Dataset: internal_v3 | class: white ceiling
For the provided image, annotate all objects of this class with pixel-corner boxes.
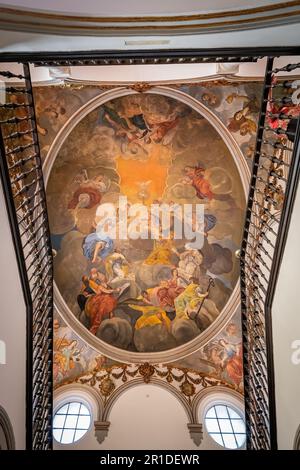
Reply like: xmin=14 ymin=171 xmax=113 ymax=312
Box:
xmin=0 ymin=0 xmax=288 ymax=16
xmin=0 ymin=1 xmax=299 ymax=52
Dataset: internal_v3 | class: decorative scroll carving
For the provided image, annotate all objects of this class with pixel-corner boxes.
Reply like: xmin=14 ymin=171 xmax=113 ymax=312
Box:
xmin=94 ymin=421 xmax=110 ymax=445
xmin=127 ymin=82 xmax=153 ymax=93
xmin=187 ymin=423 xmax=203 ymax=447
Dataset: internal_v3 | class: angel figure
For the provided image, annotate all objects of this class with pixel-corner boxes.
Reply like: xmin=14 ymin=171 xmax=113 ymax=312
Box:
xmin=136 ymin=180 xmax=152 ymax=204
xmin=129 ymin=291 xmax=171 ymax=331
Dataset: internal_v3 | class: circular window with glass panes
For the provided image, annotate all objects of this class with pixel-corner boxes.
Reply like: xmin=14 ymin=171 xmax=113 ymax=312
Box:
xmin=205 ymin=404 xmax=246 ymax=449
xmin=53 ymin=401 xmax=91 ymax=444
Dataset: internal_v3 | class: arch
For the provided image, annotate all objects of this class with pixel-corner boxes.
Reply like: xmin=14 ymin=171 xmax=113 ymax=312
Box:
xmin=0 ymin=406 xmax=15 ymax=450
xmin=102 ymin=377 xmax=193 ymax=423
xmin=44 ymin=86 xmax=249 ymax=364
xmin=191 ymin=385 xmax=244 ymax=423
xmin=100 ymin=378 xmax=204 ymax=447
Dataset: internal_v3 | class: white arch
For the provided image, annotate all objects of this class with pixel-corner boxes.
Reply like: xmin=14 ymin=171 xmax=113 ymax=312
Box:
xmin=53 ymin=383 xmax=104 ymax=421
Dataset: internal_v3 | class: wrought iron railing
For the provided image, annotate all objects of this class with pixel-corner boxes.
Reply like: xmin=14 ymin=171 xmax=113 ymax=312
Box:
xmin=240 ymin=58 xmax=300 ymax=450
xmin=0 ymin=64 xmax=53 ymax=450
xmin=0 ymin=50 xmax=299 ymax=451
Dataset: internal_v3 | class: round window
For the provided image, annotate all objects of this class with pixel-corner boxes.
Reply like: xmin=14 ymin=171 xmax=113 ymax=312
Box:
xmin=53 ymin=401 xmax=91 ymax=444
xmin=205 ymin=404 xmax=246 ymax=449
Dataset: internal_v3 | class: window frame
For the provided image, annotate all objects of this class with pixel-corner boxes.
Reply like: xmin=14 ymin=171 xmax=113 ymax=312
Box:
xmin=53 ymin=397 xmax=93 ymax=445
xmin=204 ymin=402 xmax=246 ymax=450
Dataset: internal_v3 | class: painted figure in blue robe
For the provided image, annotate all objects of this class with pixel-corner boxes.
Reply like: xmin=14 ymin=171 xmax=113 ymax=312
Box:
xmin=82 ymin=228 xmax=114 ymax=263
xmin=204 ymin=214 xmax=217 ymax=235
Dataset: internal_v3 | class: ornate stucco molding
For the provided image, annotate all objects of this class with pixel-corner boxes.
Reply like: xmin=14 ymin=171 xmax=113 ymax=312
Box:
xmin=187 ymin=423 xmax=203 ymax=446
xmin=71 ymin=364 xmax=239 ymax=407
xmin=293 ymin=424 xmax=300 ymax=450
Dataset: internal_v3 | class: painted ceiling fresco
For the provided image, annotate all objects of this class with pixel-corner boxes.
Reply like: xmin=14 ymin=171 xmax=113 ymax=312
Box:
xmin=46 ymin=92 xmax=245 ymax=355
xmin=53 ymin=308 xmax=243 ymax=392
xmin=33 ymin=78 xmax=262 ymax=393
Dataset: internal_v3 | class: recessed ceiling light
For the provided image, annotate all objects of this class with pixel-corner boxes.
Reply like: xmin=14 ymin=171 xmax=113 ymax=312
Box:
xmin=125 ymin=40 xmax=170 ymax=46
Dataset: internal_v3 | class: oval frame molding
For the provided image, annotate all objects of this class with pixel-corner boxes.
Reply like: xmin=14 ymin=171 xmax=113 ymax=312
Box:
xmin=0 ymin=2 xmax=300 ymax=36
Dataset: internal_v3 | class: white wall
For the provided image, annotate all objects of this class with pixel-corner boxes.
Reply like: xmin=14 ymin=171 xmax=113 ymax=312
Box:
xmin=273 ymin=180 xmax=300 ymax=449
xmin=0 ymin=180 xmax=26 ymax=449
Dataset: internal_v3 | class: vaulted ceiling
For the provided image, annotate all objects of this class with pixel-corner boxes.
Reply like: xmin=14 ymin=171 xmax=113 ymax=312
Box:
xmin=0 ymin=1 xmax=300 ymax=52
xmin=0 ymin=0 xmax=300 ymax=41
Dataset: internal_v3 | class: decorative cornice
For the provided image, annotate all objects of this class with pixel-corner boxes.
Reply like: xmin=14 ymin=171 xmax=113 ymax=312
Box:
xmin=45 ymin=86 xmax=248 ymax=365
xmin=0 ymin=2 xmax=299 ymax=36
xmin=54 ymin=378 xmax=242 ymax=447
xmin=127 ymin=82 xmax=154 ymax=93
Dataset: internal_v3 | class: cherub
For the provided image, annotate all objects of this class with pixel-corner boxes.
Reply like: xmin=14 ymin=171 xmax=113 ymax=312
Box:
xmin=136 ymin=180 xmax=152 ymax=203
xmin=226 ymin=93 xmax=259 ymax=136
xmin=68 ymin=169 xmax=110 ymax=210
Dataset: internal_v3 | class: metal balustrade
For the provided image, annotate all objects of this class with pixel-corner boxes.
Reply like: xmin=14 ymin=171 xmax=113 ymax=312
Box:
xmin=0 ymin=64 xmax=53 ymax=450
xmin=240 ymin=58 xmax=300 ymax=449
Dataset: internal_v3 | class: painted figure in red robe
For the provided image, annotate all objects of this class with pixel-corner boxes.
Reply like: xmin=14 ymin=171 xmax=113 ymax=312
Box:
xmin=82 ymin=270 xmax=118 ymax=335
xmin=156 ymin=269 xmax=185 ymax=309
xmin=183 ymin=165 xmax=214 ymax=200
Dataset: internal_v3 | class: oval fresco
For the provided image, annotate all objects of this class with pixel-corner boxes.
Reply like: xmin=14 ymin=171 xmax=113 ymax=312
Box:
xmin=46 ymin=92 xmax=245 ymax=357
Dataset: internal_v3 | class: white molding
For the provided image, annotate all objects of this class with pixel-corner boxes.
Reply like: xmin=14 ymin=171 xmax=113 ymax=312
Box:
xmin=44 ymin=86 xmax=249 ymax=364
